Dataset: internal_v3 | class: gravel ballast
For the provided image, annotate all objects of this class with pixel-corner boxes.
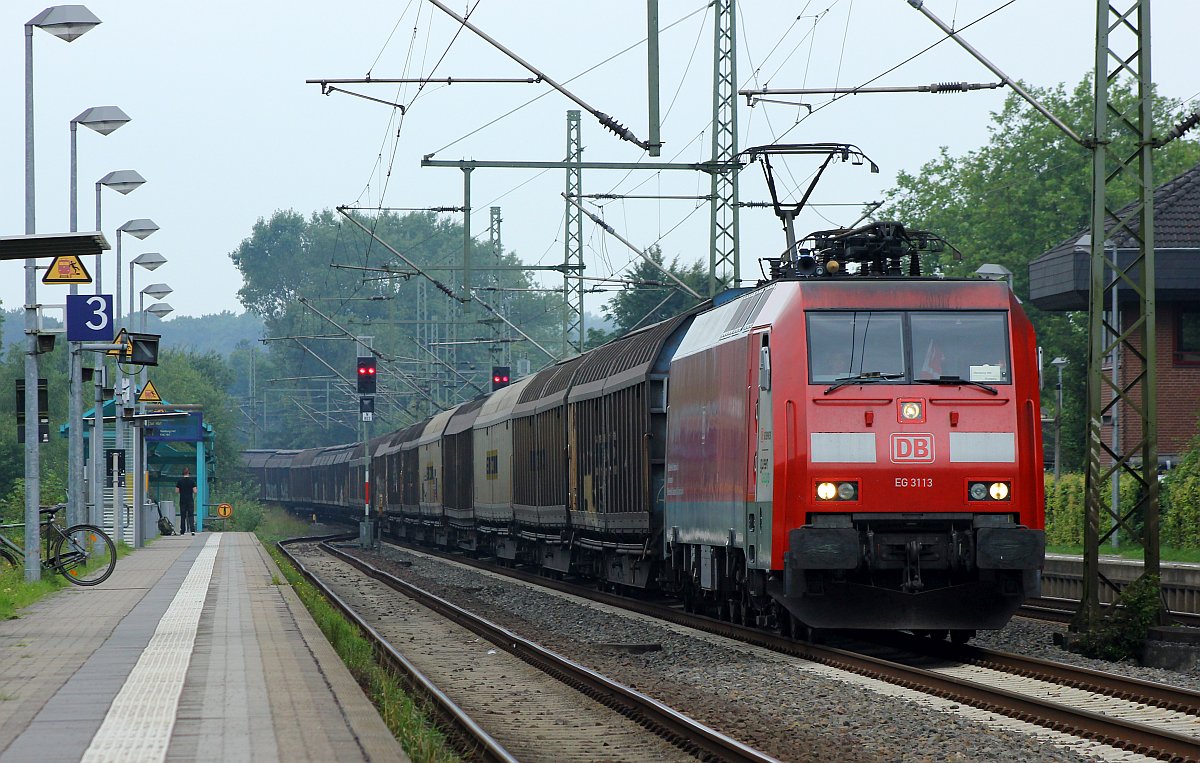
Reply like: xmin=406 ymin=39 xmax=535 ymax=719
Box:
xmin=349 ymin=542 xmax=1175 ymax=763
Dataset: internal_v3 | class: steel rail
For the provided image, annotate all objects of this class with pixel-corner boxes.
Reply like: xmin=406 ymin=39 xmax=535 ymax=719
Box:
xmin=373 ymin=538 xmax=1200 ymax=762
xmin=319 ymin=540 xmax=780 ymax=763
xmin=277 ymin=536 xmax=517 ymax=763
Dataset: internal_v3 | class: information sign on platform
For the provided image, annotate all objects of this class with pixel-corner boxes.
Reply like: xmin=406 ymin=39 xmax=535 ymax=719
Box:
xmin=66 ymin=294 xmax=114 ymax=342
xmin=217 ymin=503 xmax=233 ymax=518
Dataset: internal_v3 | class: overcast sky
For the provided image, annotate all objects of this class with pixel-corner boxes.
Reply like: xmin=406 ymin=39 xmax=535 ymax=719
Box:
xmin=2 ymin=1 xmax=1197 ymax=322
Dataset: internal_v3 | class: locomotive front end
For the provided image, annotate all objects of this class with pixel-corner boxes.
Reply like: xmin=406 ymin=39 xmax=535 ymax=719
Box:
xmin=778 ymin=278 xmax=1045 ymax=632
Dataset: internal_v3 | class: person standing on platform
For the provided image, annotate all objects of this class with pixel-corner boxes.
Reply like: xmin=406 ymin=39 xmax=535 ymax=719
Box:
xmin=176 ymin=467 xmax=198 ymax=535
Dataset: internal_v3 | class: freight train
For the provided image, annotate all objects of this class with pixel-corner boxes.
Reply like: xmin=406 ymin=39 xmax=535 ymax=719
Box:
xmin=246 ymin=222 xmax=1046 ymax=641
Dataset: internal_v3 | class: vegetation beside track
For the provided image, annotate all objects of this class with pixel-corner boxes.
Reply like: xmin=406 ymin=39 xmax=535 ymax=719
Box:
xmin=256 ymin=505 xmax=459 ymax=763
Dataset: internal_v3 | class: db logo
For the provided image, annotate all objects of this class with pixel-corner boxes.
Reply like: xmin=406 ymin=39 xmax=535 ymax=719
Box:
xmin=891 ymin=433 xmax=934 ymax=463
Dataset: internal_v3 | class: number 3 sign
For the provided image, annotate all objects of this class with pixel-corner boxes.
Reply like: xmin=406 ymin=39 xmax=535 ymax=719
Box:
xmin=66 ymin=294 xmax=114 ymax=342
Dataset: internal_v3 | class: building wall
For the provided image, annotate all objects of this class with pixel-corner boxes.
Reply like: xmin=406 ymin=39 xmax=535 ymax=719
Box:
xmin=1103 ymin=302 xmax=1200 ymax=465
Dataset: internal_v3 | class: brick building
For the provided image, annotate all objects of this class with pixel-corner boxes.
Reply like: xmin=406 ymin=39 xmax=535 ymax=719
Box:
xmin=1029 ymin=162 xmax=1200 ymax=466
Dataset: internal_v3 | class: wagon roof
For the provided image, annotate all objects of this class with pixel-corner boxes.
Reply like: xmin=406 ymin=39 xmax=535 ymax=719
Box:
xmin=512 ymin=353 xmax=586 ymax=417
xmin=444 ymin=396 xmax=486 ymax=436
xmin=567 ymin=309 xmax=700 ymax=403
xmin=473 ymin=375 xmax=534 ymax=429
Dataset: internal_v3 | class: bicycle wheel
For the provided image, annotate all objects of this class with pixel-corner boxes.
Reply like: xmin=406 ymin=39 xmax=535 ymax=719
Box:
xmin=0 ymin=548 xmax=19 ymax=571
xmin=52 ymin=524 xmax=116 ymax=586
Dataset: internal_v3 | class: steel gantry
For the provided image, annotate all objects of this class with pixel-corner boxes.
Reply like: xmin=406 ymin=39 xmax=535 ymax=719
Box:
xmin=564 ymin=110 xmax=585 ymax=356
xmin=1078 ymin=0 xmax=1161 ymax=630
xmin=907 ymin=0 xmax=1165 ymax=633
xmin=709 ymin=0 xmax=740 ymax=296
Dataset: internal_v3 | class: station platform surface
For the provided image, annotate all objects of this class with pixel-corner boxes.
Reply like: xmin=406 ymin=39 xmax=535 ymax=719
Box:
xmin=0 ymin=532 xmax=407 ymax=763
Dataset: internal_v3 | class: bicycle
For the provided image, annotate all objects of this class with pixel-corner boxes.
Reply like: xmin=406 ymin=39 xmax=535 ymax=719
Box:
xmin=0 ymin=504 xmax=117 ymax=586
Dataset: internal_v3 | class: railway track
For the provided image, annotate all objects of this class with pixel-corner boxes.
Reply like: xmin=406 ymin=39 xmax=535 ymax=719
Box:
xmin=367 ymin=537 xmax=1200 ymax=762
xmin=1021 ymin=595 xmax=1200 ymax=629
xmin=278 ymin=535 xmax=778 ymax=763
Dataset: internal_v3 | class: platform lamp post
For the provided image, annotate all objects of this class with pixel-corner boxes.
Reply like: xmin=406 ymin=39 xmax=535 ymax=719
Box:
xmin=1051 ymin=357 xmax=1069 ymax=483
xmin=94 ymin=170 xmax=145 ymax=289
xmin=24 ymin=4 xmax=102 ymax=582
xmin=67 ymin=107 xmax=129 ymax=528
xmin=127 ymin=266 xmax=166 ymax=547
xmin=112 ymin=219 xmax=158 ymax=546
xmin=89 ymin=171 xmax=145 ymax=529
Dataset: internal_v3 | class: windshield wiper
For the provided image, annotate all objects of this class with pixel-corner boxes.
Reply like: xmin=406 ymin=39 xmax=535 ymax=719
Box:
xmin=824 ymin=372 xmax=903 ymax=395
xmin=913 ymin=375 xmax=998 ymax=395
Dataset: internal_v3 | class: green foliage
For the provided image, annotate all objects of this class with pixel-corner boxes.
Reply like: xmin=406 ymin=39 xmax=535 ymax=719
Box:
xmin=1044 ymin=466 xmax=1200 ymax=552
xmin=149 ymin=311 xmax=264 ymax=358
xmin=230 ymin=501 xmax=263 ymax=532
xmin=603 ymin=246 xmax=707 ymax=335
xmin=230 ymin=209 xmax=563 ymax=448
xmin=1073 ymin=574 xmax=1163 ymax=661
xmin=1161 ymin=432 xmax=1200 ymax=549
xmin=880 ymin=75 xmax=1200 ymax=472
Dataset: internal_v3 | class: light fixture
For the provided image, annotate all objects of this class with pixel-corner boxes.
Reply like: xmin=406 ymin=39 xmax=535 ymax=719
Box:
xmin=132 ymin=252 xmax=167 ymax=271
xmin=28 ymin=5 xmax=101 ymax=42
xmin=146 ymin=302 xmax=173 ymax=318
xmin=974 ymin=263 xmax=1013 ymax=281
xmin=73 ymin=105 xmax=129 ymax=135
xmin=97 ymin=169 xmax=145 ymax=195
xmin=119 ymin=218 xmax=159 ymax=240
xmin=141 ymin=282 xmax=172 ymax=300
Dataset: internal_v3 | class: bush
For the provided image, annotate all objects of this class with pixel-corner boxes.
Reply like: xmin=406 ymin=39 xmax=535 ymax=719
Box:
xmin=231 ymin=501 xmax=264 ymax=532
xmin=1073 ymin=573 xmax=1163 ymax=661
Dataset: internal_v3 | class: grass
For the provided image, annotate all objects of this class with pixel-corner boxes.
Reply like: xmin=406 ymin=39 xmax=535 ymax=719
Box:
xmin=1046 ymin=544 xmax=1200 ymax=563
xmin=0 ymin=533 xmax=131 ymax=620
xmin=256 ymin=505 xmax=460 ymax=763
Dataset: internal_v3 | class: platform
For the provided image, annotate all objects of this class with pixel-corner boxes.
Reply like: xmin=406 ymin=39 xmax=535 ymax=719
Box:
xmin=0 ymin=533 xmax=406 ymax=763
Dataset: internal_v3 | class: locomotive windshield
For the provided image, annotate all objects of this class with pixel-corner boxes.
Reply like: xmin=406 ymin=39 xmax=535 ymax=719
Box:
xmin=807 ymin=311 xmax=1010 ymax=384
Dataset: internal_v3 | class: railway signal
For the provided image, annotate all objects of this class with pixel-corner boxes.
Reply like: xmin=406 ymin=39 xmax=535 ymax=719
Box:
xmin=491 ymin=365 xmax=510 ymax=391
xmin=356 ymin=356 xmax=377 ymax=394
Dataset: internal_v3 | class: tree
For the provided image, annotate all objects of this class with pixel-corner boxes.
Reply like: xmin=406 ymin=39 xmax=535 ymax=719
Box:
xmin=603 ymin=247 xmax=708 ymax=335
xmin=878 ymin=76 xmax=1200 ymax=470
xmin=230 ymin=209 xmax=564 ymax=447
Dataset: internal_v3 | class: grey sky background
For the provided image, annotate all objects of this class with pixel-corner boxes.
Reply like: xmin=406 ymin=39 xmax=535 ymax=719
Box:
xmin=3 ymin=1 xmax=1197 ymax=320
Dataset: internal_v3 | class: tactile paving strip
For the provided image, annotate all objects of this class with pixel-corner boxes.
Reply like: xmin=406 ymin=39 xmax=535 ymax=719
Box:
xmin=81 ymin=535 xmax=221 ymax=763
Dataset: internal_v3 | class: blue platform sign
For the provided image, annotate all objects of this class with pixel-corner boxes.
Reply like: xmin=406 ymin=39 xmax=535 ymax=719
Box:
xmin=145 ymin=412 xmax=203 ymax=443
xmin=66 ymin=294 xmax=114 ymax=342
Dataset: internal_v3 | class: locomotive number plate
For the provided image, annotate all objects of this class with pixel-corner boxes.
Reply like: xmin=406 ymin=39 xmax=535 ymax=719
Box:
xmin=894 ymin=477 xmax=934 ymax=488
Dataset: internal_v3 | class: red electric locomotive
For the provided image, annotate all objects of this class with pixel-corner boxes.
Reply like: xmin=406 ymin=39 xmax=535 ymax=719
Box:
xmin=663 ymin=222 xmax=1045 ymax=639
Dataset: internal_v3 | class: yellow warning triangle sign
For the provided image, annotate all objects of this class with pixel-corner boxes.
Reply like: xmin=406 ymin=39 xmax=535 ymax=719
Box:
xmin=107 ymin=328 xmax=131 ymax=357
xmin=137 ymin=380 xmax=162 ymax=404
xmin=42 ymin=255 xmax=92 ymax=285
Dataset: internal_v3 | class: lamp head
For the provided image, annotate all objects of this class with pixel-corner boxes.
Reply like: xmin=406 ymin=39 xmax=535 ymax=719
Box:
xmin=132 ymin=253 xmax=167 ymax=271
xmin=146 ymin=302 xmax=174 ymax=318
xmin=1050 ymin=356 xmax=1069 ymax=370
xmin=28 ymin=5 xmax=101 ymax=42
xmin=72 ymin=105 xmax=130 ymax=135
xmin=97 ymin=169 xmax=145 ymax=195
xmin=974 ymin=263 xmax=1013 ymax=281
xmin=141 ymin=282 xmax=172 ymax=300
xmin=119 ymin=218 xmax=158 ymax=240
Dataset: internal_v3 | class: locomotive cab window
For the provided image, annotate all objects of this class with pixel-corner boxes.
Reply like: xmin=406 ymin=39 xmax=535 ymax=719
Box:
xmin=910 ymin=312 xmax=1010 ymax=383
xmin=807 ymin=310 xmax=1011 ymax=384
xmin=807 ymin=311 xmax=905 ymax=383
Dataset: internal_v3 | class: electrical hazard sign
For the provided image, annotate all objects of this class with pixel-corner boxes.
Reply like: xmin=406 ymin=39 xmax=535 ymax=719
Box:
xmin=136 ymin=380 xmax=162 ymax=404
xmin=42 ymin=255 xmax=92 ymax=285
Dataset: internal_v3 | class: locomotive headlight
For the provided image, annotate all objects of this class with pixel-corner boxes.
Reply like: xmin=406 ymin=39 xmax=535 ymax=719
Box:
xmin=969 ymin=482 xmax=989 ymax=501
xmin=837 ymin=481 xmax=857 ymax=500
xmin=816 ymin=482 xmax=838 ymax=500
xmin=989 ymin=481 xmax=1010 ymax=500
xmin=901 ymin=401 xmax=923 ymax=420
